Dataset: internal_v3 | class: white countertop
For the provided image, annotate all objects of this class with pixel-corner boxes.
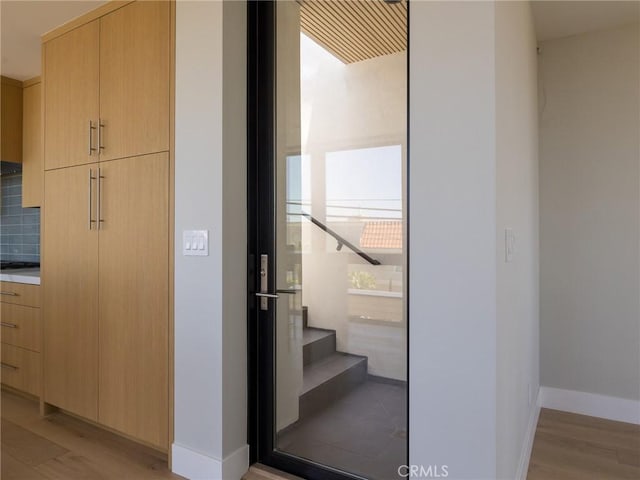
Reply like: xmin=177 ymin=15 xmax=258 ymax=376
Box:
xmin=0 ymin=268 xmax=41 ymax=285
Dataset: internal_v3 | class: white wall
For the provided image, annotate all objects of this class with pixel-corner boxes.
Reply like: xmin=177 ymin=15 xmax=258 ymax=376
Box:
xmin=409 ymin=2 xmax=497 ymax=478
xmin=539 ymin=23 xmax=640 ymax=402
xmin=173 ymin=1 xmax=248 ymax=479
xmin=495 ymin=2 xmax=540 ymax=479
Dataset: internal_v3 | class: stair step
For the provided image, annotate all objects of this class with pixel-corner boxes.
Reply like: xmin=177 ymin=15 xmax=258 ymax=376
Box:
xmin=299 ymin=352 xmax=367 ymax=419
xmin=302 ymin=328 xmax=336 ymax=365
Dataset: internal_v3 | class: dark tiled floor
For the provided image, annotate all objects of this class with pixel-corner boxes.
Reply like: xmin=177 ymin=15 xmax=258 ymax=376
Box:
xmin=277 ymin=379 xmax=407 ymax=480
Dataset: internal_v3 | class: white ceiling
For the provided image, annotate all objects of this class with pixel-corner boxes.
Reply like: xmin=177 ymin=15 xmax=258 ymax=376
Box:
xmin=1 ymin=1 xmax=107 ymax=81
xmin=532 ymin=0 xmax=640 ymax=42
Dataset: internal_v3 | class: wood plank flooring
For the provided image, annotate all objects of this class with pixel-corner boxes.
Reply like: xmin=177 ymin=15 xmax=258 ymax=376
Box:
xmin=3 ymin=391 xmax=639 ymax=480
xmin=528 ymin=408 xmax=640 ymax=480
xmin=1 ymin=390 xmax=184 ymax=480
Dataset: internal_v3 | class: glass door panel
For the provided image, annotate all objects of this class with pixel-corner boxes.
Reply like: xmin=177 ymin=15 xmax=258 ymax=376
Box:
xmin=270 ymin=2 xmax=408 ymax=479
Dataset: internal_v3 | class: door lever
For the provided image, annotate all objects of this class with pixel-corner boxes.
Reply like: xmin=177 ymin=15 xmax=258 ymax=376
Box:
xmin=255 ymin=292 xmax=279 ymax=299
xmin=258 ymin=254 xmax=299 ymax=310
xmin=255 ymin=289 xmax=298 ymax=299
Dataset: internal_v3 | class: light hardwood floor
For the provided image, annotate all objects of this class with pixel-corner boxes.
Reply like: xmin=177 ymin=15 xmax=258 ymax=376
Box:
xmin=528 ymin=408 xmax=640 ymax=480
xmin=3 ymin=393 xmax=639 ymax=480
xmin=0 ymin=390 xmax=183 ymax=480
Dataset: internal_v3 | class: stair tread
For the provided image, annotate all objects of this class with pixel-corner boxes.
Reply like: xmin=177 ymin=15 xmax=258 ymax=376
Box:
xmin=302 ymin=327 xmax=335 ymax=346
xmin=302 ymin=352 xmax=366 ymax=394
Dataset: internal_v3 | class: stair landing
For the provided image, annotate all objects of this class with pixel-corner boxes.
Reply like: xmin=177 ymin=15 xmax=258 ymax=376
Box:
xmin=299 ymin=326 xmax=367 ymax=419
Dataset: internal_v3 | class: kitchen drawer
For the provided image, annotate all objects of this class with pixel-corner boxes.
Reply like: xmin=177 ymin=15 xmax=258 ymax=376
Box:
xmin=1 ymin=303 xmax=41 ymax=351
xmin=0 ymin=282 xmax=41 ymax=307
xmin=1 ymin=344 xmax=41 ymax=397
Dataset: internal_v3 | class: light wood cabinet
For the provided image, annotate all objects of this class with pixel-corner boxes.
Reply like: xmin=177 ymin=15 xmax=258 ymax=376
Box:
xmin=41 ymin=0 xmax=171 ymax=451
xmin=22 ymin=79 xmax=43 ymax=207
xmin=43 ymin=154 xmax=169 ymax=448
xmin=1 ymin=303 xmax=41 ymax=352
xmin=1 ymin=76 xmax=23 ymax=163
xmin=43 ymin=164 xmax=99 ymax=421
xmin=98 ymin=153 xmax=169 ymax=448
xmin=1 ymin=282 xmax=42 ymax=398
xmin=0 ymin=282 xmax=41 ymax=307
xmin=43 ymin=1 xmax=169 ymax=169
xmin=1 ymin=345 xmax=41 ymax=397
xmin=99 ymin=1 xmax=170 ymax=161
xmin=43 ymin=21 xmax=100 ymax=170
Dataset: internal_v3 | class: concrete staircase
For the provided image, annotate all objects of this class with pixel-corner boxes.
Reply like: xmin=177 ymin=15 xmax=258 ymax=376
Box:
xmin=299 ymin=309 xmax=367 ymax=419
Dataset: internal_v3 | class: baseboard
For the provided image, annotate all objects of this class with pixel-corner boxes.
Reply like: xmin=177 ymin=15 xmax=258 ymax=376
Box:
xmin=172 ymin=443 xmax=250 ymax=480
xmin=539 ymin=386 xmax=640 ymax=425
xmin=515 ymin=389 xmax=541 ymax=480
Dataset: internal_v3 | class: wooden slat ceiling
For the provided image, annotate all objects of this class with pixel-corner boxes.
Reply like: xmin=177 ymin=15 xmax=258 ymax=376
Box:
xmin=298 ymin=0 xmax=408 ymax=64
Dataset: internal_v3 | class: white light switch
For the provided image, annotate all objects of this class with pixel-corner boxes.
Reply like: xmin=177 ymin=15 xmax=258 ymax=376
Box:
xmin=183 ymin=230 xmax=209 ymax=256
xmin=505 ymin=228 xmax=515 ymax=263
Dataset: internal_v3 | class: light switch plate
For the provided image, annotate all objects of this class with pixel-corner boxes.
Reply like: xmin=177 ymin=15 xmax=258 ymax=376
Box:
xmin=183 ymin=230 xmax=209 ymax=256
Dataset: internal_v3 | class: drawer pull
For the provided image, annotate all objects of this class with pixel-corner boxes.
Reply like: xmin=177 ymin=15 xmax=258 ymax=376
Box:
xmin=0 ymin=322 xmax=17 ymax=328
xmin=0 ymin=291 xmax=19 ymax=296
xmin=1 ymin=362 xmax=19 ymax=371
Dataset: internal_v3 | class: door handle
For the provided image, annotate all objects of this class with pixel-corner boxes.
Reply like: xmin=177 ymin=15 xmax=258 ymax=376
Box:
xmin=88 ymin=169 xmax=96 ymax=230
xmin=88 ymin=121 xmax=97 ymax=156
xmin=255 ymin=292 xmax=279 ymax=299
xmin=98 ymin=119 xmax=105 ymax=152
xmin=97 ymin=168 xmax=104 ymax=228
xmin=255 ymin=289 xmax=297 ymax=299
xmin=257 ymin=254 xmax=299 ymax=310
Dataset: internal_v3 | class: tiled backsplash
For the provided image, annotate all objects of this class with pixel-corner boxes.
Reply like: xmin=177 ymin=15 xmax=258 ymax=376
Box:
xmin=0 ymin=174 xmax=40 ymax=263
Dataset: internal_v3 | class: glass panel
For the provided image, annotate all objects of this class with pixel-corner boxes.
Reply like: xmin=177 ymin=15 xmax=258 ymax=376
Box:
xmin=274 ymin=2 xmax=407 ymax=479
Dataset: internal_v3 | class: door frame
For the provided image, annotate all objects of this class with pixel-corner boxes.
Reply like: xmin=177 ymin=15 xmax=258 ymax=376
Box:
xmin=247 ymin=2 xmax=410 ymax=479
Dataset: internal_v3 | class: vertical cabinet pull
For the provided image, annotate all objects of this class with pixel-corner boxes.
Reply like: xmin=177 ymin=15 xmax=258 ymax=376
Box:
xmin=99 ymin=120 xmax=105 ymax=152
xmin=88 ymin=121 xmax=97 ymax=156
xmin=88 ymin=169 xmax=97 ymax=230
xmin=98 ymin=168 xmax=104 ymax=228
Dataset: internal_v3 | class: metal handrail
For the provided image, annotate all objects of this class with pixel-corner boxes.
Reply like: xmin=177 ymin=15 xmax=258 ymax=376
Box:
xmin=299 ymin=211 xmax=381 ymax=266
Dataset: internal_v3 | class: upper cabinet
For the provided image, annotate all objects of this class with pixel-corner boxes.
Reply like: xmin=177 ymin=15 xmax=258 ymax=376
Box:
xmin=99 ymin=1 xmax=170 ymax=161
xmin=22 ymin=79 xmax=43 ymax=207
xmin=43 ymin=1 xmax=170 ymax=170
xmin=44 ymin=21 xmax=100 ymax=170
xmin=1 ymin=76 xmax=23 ymax=163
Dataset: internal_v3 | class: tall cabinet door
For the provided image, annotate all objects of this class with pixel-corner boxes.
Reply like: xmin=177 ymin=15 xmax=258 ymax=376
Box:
xmin=99 ymin=1 xmax=170 ymax=161
xmin=44 ymin=21 xmax=100 ymax=170
xmin=43 ymin=164 xmax=99 ymax=420
xmin=98 ymin=153 xmax=169 ymax=449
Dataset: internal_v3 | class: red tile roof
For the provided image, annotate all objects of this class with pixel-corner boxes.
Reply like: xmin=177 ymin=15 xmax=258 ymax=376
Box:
xmin=360 ymin=221 xmax=403 ymax=249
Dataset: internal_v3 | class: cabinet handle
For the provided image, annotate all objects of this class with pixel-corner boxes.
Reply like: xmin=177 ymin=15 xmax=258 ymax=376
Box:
xmin=88 ymin=121 xmax=97 ymax=156
xmin=88 ymin=169 xmax=97 ymax=230
xmin=98 ymin=120 xmax=105 ymax=152
xmin=97 ymin=168 xmax=104 ymax=228
xmin=1 ymin=362 xmax=19 ymax=371
xmin=0 ymin=291 xmax=19 ymax=297
xmin=1 ymin=322 xmax=18 ymax=329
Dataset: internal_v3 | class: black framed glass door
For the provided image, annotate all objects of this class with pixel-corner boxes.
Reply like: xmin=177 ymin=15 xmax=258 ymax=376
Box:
xmin=248 ymin=2 xmax=408 ymax=479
